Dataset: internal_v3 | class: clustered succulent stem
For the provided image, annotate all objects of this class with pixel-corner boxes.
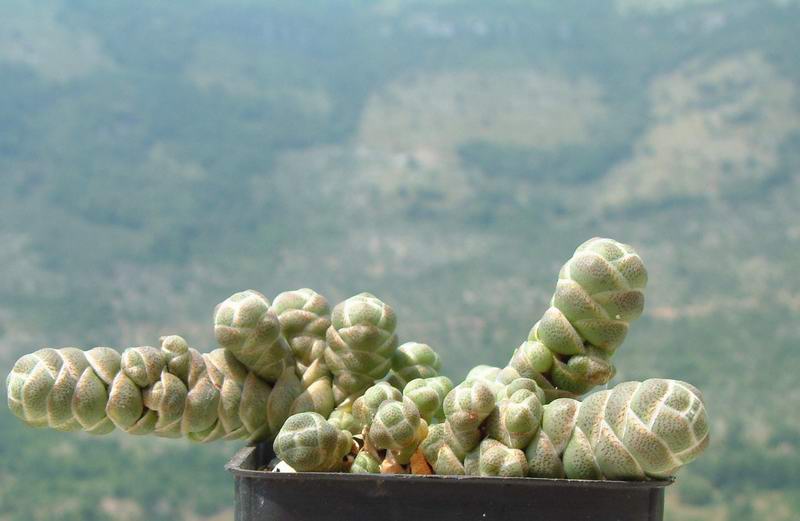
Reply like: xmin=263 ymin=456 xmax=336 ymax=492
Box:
xmin=6 ymin=237 xmax=710 ymax=482
xmin=509 ymin=238 xmax=648 ymax=399
xmin=6 ymin=336 xmax=278 ymax=441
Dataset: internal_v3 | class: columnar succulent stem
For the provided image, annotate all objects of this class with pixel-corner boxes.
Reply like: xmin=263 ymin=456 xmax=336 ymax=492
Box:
xmin=402 ymin=376 xmax=453 ymax=423
xmin=465 ymin=438 xmax=528 ymax=477
xmin=324 ymin=293 xmax=398 ymax=403
xmin=6 ymin=336 xmax=278 ymax=441
xmin=509 ymin=238 xmax=647 ymax=398
xmin=526 ymin=379 xmax=709 ymax=480
xmin=386 ymin=342 xmax=442 ymax=390
xmin=214 ymin=290 xmax=293 ymax=382
xmin=418 ymin=372 xmax=708 ymax=480
xmin=368 ymin=397 xmax=428 ymax=464
xmin=350 ymin=450 xmax=381 ymax=474
xmin=4 ymin=237 xmax=712 ymax=483
xmin=272 ymin=288 xmax=331 ymax=376
xmin=351 ymin=382 xmax=402 ymax=432
xmin=273 ymin=412 xmax=353 ymax=472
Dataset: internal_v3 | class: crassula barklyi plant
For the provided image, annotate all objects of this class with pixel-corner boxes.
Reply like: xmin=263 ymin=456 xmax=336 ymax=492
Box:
xmin=213 ymin=290 xmax=293 ymax=382
xmin=402 ymin=376 xmax=453 ymax=423
xmin=351 ymin=381 xmax=402 ymax=432
xmin=525 ymin=378 xmax=709 ymax=480
xmin=6 ymin=237 xmax=710 ymax=483
xmin=368 ymin=397 xmax=428 ymax=464
xmin=386 ymin=342 xmax=442 ymax=390
xmin=324 ymin=292 xmax=398 ymax=404
xmin=271 ymin=288 xmax=331 ymax=378
xmin=6 ymin=335 xmax=283 ymax=441
xmin=509 ymin=237 xmax=647 ymax=399
xmin=273 ymin=412 xmax=353 ymax=472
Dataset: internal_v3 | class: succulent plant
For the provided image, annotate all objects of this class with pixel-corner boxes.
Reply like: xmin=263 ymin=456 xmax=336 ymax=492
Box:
xmin=485 ymin=386 xmax=544 ymax=449
xmin=525 ymin=379 xmax=709 ymax=480
xmin=418 ymin=376 xmax=709 ymax=481
xmin=4 ymin=237 xmax=711 ymax=484
xmin=273 ymin=412 xmax=353 ymax=472
xmin=464 ymin=365 xmax=545 ymax=401
xmin=402 ymin=376 xmax=453 ymax=423
xmin=387 ymin=342 xmax=442 ymax=390
xmin=6 ymin=336 xmax=276 ymax=441
xmin=324 ymin=293 xmax=398 ymax=403
xmin=443 ymin=379 xmax=496 ymax=450
xmin=509 ymin=238 xmax=647 ymax=398
xmin=327 ymin=396 xmax=359 ymax=434
xmin=503 ymin=377 xmax=547 ymax=403
xmin=465 ymin=438 xmax=529 ymax=477
xmin=265 ymin=369 xmax=309 ymax=436
xmin=368 ymin=397 xmax=428 ymax=464
xmin=350 ymin=450 xmax=381 ymax=474
xmin=416 ymin=378 xmax=497 ymax=474
xmin=419 ymin=422 xmax=472 ymax=475
xmin=272 ymin=288 xmax=331 ymax=375
xmin=213 ymin=290 xmax=293 ymax=382
xmin=351 ymin=381 xmax=402 ymax=431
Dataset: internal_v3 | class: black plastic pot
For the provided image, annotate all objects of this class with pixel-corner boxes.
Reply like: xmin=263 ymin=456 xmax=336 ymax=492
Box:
xmin=226 ymin=444 xmax=672 ymax=521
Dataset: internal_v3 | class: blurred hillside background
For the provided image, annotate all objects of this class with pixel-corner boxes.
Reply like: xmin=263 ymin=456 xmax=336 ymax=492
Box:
xmin=1 ymin=0 xmax=799 ymax=520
